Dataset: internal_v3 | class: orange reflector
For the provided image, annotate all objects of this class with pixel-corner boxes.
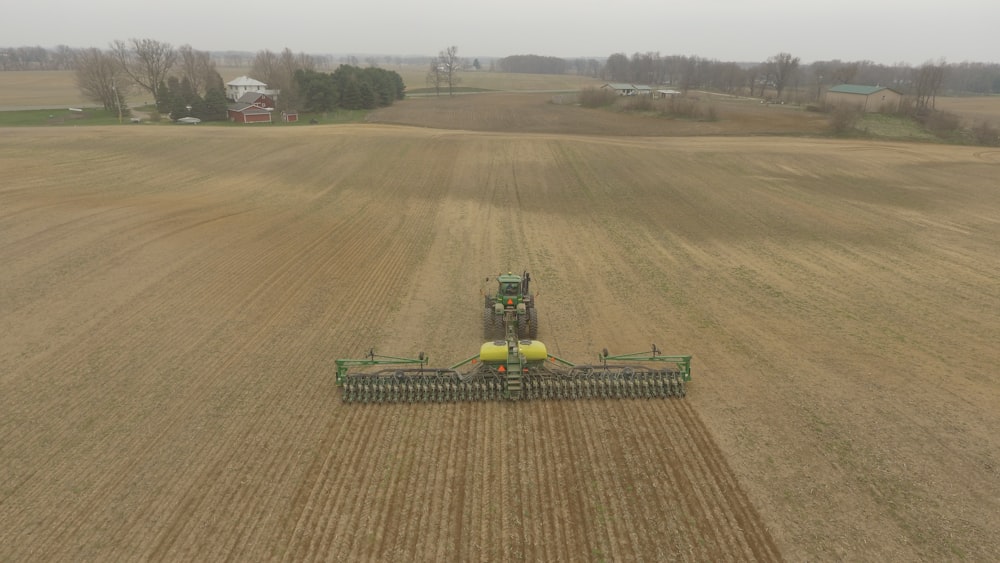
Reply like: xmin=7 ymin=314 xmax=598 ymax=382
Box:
xmin=498 ymin=365 xmax=506 ymax=373
xmin=507 ymin=298 xmax=513 ymax=305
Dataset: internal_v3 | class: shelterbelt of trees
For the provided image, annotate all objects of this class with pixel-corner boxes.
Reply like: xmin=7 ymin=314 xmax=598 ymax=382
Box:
xmin=294 ymin=66 xmax=405 ymax=112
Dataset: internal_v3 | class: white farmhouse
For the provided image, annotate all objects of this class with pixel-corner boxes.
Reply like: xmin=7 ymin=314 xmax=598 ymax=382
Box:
xmin=226 ymin=76 xmax=269 ymax=102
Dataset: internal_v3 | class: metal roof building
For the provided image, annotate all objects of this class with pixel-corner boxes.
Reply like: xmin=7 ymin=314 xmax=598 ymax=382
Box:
xmin=826 ymin=84 xmax=903 ymax=113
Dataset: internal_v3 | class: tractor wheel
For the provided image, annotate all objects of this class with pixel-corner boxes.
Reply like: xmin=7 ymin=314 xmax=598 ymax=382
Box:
xmin=483 ymin=308 xmax=493 ymax=339
xmin=528 ymin=307 xmax=538 ymax=339
xmin=491 ymin=312 xmax=504 ymax=339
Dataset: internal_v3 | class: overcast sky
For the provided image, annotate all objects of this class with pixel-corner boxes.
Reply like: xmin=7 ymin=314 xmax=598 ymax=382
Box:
xmin=3 ymin=0 xmax=997 ymax=64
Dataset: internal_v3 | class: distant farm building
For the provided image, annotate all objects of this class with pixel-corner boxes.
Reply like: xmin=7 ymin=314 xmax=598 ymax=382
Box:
xmin=281 ymin=111 xmax=298 ymax=123
xmin=825 ymin=84 xmax=903 ymax=113
xmin=226 ymin=76 xmax=267 ymax=101
xmin=656 ymin=89 xmax=681 ymax=99
xmin=228 ymin=92 xmax=275 ymax=124
xmin=602 ymin=83 xmax=654 ymax=96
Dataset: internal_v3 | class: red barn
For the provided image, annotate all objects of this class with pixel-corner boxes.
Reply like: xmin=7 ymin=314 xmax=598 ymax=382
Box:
xmin=228 ymin=92 xmax=275 ymax=124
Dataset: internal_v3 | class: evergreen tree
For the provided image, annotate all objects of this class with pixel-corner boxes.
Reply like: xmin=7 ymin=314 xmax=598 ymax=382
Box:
xmin=341 ymin=80 xmax=361 ymax=109
xmin=155 ymin=81 xmax=171 ymax=114
xmin=201 ymin=88 xmax=228 ymax=121
xmin=179 ymin=76 xmax=196 ymax=105
xmin=292 ymin=64 xmax=406 ymax=112
xmin=391 ymin=72 xmax=405 ymax=100
xmin=204 ymin=71 xmax=225 ymax=98
xmin=168 ymin=96 xmax=189 ymax=120
xmin=295 ymin=69 xmax=338 ymax=112
xmin=359 ymin=82 xmax=376 ymax=109
xmin=190 ymin=95 xmax=208 ymax=120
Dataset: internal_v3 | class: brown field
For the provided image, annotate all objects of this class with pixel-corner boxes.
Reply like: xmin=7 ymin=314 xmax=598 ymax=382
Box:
xmin=2 ymin=93 xmax=1000 ymax=562
xmin=0 ymin=71 xmax=90 ymax=108
xmin=935 ymin=96 xmax=1000 ymax=126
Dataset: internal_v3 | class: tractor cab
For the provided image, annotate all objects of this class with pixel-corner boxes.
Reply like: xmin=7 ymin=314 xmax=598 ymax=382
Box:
xmin=501 ymin=280 xmax=520 ymax=296
xmin=496 ymin=273 xmax=524 ymax=305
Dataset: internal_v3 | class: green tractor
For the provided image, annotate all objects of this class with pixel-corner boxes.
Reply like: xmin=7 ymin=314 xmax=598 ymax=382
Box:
xmin=484 ymin=271 xmax=537 ymax=340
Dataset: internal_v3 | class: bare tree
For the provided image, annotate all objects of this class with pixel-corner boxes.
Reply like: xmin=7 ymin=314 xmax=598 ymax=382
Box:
xmin=251 ymin=49 xmax=280 ymax=85
xmin=275 ymin=49 xmax=314 ymax=110
xmin=678 ymin=56 xmax=702 ymax=94
xmin=716 ymin=62 xmax=744 ymax=94
xmin=914 ymin=60 xmax=946 ymax=112
xmin=53 ymin=45 xmax=76 ymax=70
xmin=831 ymin=62 xmax=859 ymax=85
xmin=745 ymin=64 xmax=766 ymax=97
xmin=630 ymin=52 xmax=656 ymax=84
xmin=438 ymin=46 xmax=462 ymax=95
xmin=604 ymin=52 xmax=630 ymax=82
xmin=251 ymin=48 xmax=314 ymax=109
xmin=111 ymin=38 xmax=176 ymax=105
xmin=426 ymin=59 xmax=445 ymax=95
xmin=767 ymin=52 xmax=800 ymax=100
xmin=75 ymin=48 xmax=130 ymax=112
xmin=177 ymin=45 xmax=218 ymax=96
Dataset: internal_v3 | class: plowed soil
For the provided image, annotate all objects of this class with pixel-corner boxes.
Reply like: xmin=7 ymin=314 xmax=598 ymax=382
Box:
xmin=2 ymin=116 xmax=999 ymax=561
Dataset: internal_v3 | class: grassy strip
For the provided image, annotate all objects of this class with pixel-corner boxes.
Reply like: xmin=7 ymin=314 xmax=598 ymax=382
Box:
xmin=855 ymin=113 xmax=937 ymax=141
xmin=405 ymin=87 xmax=493 ymax=95
xmin=0 ymin=108 xmax=124 ymax=126
xmin=0 ymin=107 xmax=371 ymax=127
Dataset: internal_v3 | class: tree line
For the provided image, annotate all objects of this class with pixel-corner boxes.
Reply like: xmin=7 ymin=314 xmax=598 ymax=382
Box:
xmin=9 ymin=42 xmax=1000 ymax=104
xmin=295 ymin=66 xmax=405 ymax=112
xmin=486 ymin=50 xmax=998 ymax=98
xmin=496 ymin=54 xmax=568 ymax=75
xmin=587 ymin=52 xmax=1000 ymax=99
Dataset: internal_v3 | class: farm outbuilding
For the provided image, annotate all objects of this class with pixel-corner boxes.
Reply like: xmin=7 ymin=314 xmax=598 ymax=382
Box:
xmin=281 ymin=111 xmax=298 ymax=123
xmin=227 ymin=92 xmax=275 ymax=124
xmin=601 ymin=83 xmax=653 ymax=96
xmin=656 ymin=89 xmax=681 ymax=99
xmin=825 ymin=84 xmax=903 ymax=113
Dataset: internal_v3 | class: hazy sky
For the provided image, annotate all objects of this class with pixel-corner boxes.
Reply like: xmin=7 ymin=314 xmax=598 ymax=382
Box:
xmin=4 ymin=0 xmax=997 ymax=64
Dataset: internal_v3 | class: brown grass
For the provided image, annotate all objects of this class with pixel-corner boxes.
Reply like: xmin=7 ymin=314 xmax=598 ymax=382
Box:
xmin=2 ymin=91 xmax=1000 ymax=561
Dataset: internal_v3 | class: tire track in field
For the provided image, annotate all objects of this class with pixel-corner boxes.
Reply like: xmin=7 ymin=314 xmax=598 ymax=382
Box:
xmin=524 ymin=405 xmax=557 ymax=561
xmin=428 ymin=404 xmax=463 ymax=560
xmin=403 ymin=407 xmax=452 ymax=558
xmin=322 ymin=404 xmax=397 ymax=559
xmin=972 ymin=150 xmax=1000 ymax=162
xmin=669 ymin=401 xmax=747 ymax=559
xmin=325 ymin=405 xmax=395 ymax=558
xmin=285 ymin=405 xmax=386 ymax=561
xmin=625 ymin=403 xmax=704 ymax=560
xmin=436 ymin=404 xmax=467 ymax=559
xmin=679 ymin=400 xmax=783 ymax=561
